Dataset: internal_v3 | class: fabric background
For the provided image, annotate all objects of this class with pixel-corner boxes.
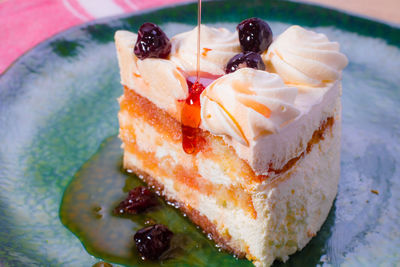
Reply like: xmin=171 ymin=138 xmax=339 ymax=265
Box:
xmin=0 ymin=0 xmax=189 ymax=73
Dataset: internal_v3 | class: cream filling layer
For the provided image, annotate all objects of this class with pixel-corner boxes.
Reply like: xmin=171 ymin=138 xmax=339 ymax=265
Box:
xmin=119 ymin=110 xmax=235 ymax=186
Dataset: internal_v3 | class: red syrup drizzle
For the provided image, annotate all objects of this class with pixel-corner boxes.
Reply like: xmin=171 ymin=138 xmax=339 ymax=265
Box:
xmin=181 ymin=0 xmax=223 ymax=154
xmin=181 ymin=74 xmax=221 ymax=154
xmin=181 ymin=80 xmax=206 ymax=154
xmin=181 ymin=0 xmax=204 ymax=154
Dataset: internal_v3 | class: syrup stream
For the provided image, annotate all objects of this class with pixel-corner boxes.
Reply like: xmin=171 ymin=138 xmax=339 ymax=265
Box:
xmin=182 ymin=0 xmax=216 ymax=154
xmin=196 ymin=0 xmax=201 ymax=80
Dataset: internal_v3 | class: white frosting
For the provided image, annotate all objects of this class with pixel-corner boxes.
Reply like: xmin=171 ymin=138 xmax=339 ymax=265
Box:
xmin=264 ymin=25 xmax=348 ymax=87
xmin=227 ymin=81 xmax=341 ymax=175
xmin=115 ymin=30 xmax=188 ymax=121
xmin=170 ymin=24 xmax=241 ymax=75
xmin=200 ymin=68 xmax=300 ymax=146
xmin=115 ymin=25 xmax=348 ymax=174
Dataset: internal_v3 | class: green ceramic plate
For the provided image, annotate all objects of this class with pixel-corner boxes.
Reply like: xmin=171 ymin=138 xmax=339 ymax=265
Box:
xmin=1 ymin=0 xmax=399 ymax=266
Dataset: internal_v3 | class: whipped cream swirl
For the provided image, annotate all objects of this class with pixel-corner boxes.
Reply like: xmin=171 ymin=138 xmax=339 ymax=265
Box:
xmin=170 ymin=25 xmax=241 ymax=75
xmin=264 ymin=26 xmax=348 ymax=87
xmin=200 ymin=68 xmax=300 ymax=146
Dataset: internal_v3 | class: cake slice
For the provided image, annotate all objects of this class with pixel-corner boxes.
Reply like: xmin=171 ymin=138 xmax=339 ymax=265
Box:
xmin=115 ymin=21 xmax=347 ymax=267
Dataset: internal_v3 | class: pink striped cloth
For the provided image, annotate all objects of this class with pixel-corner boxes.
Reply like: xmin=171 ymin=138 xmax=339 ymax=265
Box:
xmin=0 ymin=0 xmax=190 ymax=74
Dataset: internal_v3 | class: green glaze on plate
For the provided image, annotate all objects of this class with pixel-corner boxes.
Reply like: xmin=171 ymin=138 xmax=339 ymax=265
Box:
xmin=0 ymin=0 xmax=399 ymax=266
xmin=59 ymin=136 xmax=250 ymax=267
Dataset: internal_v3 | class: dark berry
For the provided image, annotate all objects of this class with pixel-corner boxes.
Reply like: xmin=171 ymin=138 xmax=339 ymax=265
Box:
xmin=134 ymin=23 xmax=171 ymax=59
xmin=134 ymin=224 xmax=173 ymax=260
xmin=114 ymin=186 xmax=158 ymax=215
xmin=225 ymin=52 xmax=265 ymax=73
xmin=237 ymin=18 xmax=273 ymax=53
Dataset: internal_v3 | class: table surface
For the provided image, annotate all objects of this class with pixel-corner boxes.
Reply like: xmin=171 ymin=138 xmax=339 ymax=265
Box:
xmin=1 ymin=0 xmax=399 ymax=74
xmin=300 ymin=0 xmax=400 ymax=25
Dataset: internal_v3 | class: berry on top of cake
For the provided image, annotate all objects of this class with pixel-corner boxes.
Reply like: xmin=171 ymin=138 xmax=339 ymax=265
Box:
xmin=114 ymin=18 xmax=347 ymax=266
